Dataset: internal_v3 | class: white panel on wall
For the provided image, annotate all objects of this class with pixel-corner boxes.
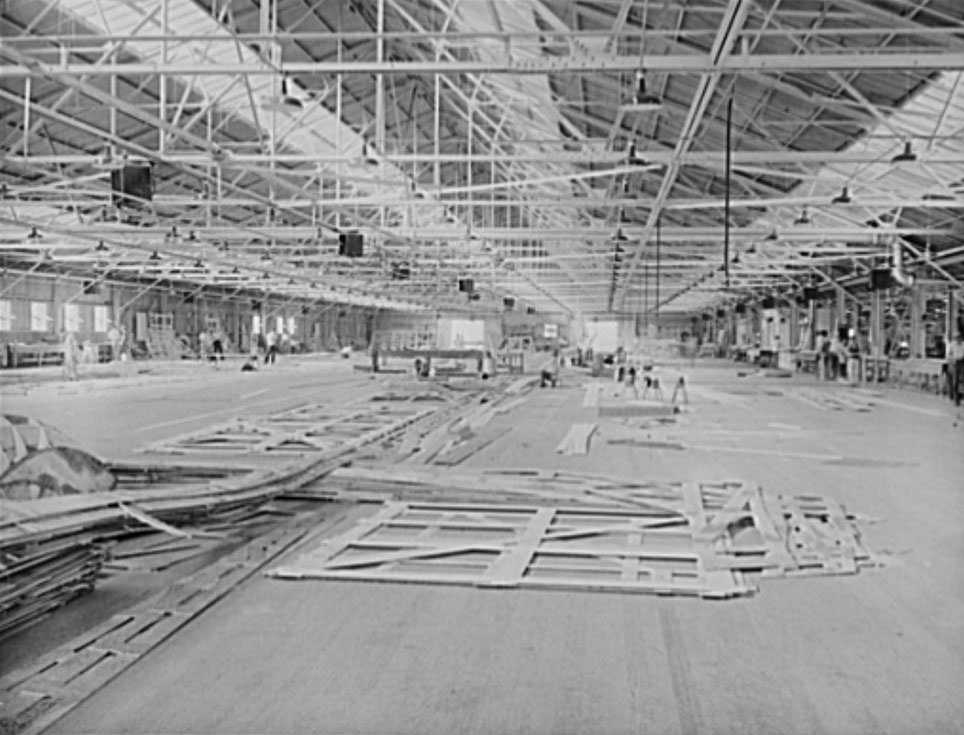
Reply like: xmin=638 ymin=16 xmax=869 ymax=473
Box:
xmin=94 ymin=305 xmax=109 ymax=332
xmin=287 ymin=315 xmax=297 ymax=335
xmin=0 ymin=300 xmax=12 ymax=330
xmin=30 ymin=302 xmax=49 ymax=331
xmin=442 ymin=319 xmax=485 ymax=349
xmin=252 ymin=314 xmax=262 ymax=335
xmin=585 ymin=320 xmax=619 ymax=352
xmin=135 ymin=312 xmax=148 ymax=340
xmin=275 ymin=315 xmax=284 ymax=334
xmin=64 ymin=303 xmax=81 ymax=331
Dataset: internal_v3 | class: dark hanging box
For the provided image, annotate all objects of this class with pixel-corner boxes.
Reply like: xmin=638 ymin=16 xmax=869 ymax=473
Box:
xmin=338 ymin=232 xmax=364 ymax=257
xmin=110 ymin=165 xmax=153 ymax=208
xmin=870 ymin=268 xmax=894 ymax=290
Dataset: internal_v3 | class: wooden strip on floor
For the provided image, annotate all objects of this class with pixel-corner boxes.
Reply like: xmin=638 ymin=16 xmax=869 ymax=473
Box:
xmin=555 ymin=423 xmax=597 ymax=455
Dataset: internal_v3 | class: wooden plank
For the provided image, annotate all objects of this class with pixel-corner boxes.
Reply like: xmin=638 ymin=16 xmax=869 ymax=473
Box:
xmin=597 ymin=402 xmax=677 ymax=418
xmin=693 ymin=485 xmax=756 ymax=542
xmin=680 ymin=484 xmax=707 ymax=531
xmin=478 ymin=508 xmax=555 ymax=587
xmin=434 ymin=427 xmax=512 ymax=466
xmin=555 ymin=423 xmax=597 ymax=456
xmin=118 ymin=503 xmax=192 ymax=538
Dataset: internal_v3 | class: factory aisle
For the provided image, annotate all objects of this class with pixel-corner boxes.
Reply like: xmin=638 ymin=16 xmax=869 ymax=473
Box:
xmin=38 ymin=365 xmax=964 ymax=735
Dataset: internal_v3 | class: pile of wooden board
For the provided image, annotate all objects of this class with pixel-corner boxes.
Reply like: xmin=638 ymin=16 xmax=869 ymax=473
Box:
xmin=1 ymin=535 xmax=107 ymax=640
xmin=0 ymin=389 xmax=473 ymax=638
xmin=0 ymin=441 xmax=362 ymax=639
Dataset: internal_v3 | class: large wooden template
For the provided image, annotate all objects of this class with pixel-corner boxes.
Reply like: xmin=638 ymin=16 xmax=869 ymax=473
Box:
xmin=141 ymin=399 xmax=431 ymax=456
xmin=272 ymin=500 xmax=752 ymax=598
xmin=273 ymin=478 xmax=873 ymax=598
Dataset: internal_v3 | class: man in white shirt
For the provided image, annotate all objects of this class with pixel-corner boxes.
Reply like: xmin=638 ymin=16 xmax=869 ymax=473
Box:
xmin=264 ymin=330 xmax=278 ymax=364
xmin=948 ymin=333 xmax=964 ymax=424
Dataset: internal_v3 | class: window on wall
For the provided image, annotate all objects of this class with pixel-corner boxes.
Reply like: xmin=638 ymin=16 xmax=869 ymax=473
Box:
xmin=148 ymin=312 xmax=173 ymax=331
xmin=276 ymin=315 xmax=284 ymax=334
xmin=93 ymin=305 xmax=109 ymax=332
xmin=287 ymin=316 xmax=297 ymax=335
xmin=251 ymin=314 xmax=262 ymax=335
xmin=30 ymin=302 xmax=49 ymax=331
xmin=0 ymin=300 xmax=12 ymax=330
xmin=64 ymin=303 xmax=81 ymax=331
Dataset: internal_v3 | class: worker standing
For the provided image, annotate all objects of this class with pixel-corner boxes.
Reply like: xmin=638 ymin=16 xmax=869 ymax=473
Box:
xmin=264 ymin=329 xmax=278 ymax=365
xmin=198 ymin=329 xmax=210 ymax=362
xmin=846 ymin=331 xmax=861 ymax=386
xmin=626 ymin=363 xmax=639 ymax=400
xmin=211 ymin=328 xmax=225 ymax=361
xmin=61 ymin=329 xmax=79 ymax=381
xmin=107 ymin=322 xmax=124 ymax=362
xmin=949 ymin=332 xmax=964 ymax=426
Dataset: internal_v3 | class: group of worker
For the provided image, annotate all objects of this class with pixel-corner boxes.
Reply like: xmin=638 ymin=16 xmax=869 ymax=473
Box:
xmin=612 ymin=360 xmax=688 ymax=404
xmin=816 ymin=329 xmax=862 ymax=384
xmin=58 ymin=322 xmax=128 ymax=381
xmin=198 ymin=328 xmax=226 ymax=363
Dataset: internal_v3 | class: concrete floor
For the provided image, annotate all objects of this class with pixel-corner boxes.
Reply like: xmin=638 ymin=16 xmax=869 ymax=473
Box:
xmin=6 ymin=362 xmax=964 ymax=734
xmin=1 ymin=354 xmax=378 ymax=464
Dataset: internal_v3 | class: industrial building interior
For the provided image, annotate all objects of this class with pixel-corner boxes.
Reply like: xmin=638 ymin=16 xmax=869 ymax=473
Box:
xmin=1 ymin=0 xmax=963 ymax=733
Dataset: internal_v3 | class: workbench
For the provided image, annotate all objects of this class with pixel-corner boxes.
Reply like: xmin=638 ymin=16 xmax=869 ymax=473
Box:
xmin=5 ymin=342 xmax=64 ymax=368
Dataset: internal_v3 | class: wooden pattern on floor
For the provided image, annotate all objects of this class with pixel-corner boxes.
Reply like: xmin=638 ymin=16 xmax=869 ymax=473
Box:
xmin=271 ymin=483 xmax=873 ymax=597
xmin=139 ymin=400 xmax=431 ymax=456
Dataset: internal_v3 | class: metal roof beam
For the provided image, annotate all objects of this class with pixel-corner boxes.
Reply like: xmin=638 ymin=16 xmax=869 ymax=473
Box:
xmin=6 ymin=51 xmax=964 ymax=77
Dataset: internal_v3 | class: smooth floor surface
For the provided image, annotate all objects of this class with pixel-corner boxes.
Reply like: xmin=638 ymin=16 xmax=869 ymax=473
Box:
xmin=8 ymin=363 xmax=963 ymax=734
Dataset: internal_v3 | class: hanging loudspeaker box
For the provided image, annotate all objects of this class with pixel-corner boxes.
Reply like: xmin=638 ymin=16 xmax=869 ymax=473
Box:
xmin=110 ymin=165 xmax=153 ymax=208
xmin=339 ymin=232 xmax=364 ymax=257
xmin=870 ymin=268 xmax=893 ymax=290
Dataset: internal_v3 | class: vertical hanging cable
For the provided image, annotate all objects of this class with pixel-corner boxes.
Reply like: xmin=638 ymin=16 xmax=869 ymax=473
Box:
xmin=724 ymin=97 xmax=732 ymax=289
xmin=655 ymin=214 xmax=661 ymax=323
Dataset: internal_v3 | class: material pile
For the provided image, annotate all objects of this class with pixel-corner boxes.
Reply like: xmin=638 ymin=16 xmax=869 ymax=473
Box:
xmin=1 ymin=535 xmax=107 ymax=640
xmin=0 ymin=450 xmax=350 ymax=640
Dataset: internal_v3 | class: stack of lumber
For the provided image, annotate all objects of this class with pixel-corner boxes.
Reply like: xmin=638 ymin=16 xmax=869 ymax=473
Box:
xmin=145 ymin=329 xmax=192 ymax=360
xmin=0 ymin=448 xmax=352 ymax=639
xmin=1 ymin=535 xmax=107 ymax=640
xmin=400 ymin=379 xmax=535 ymax=466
